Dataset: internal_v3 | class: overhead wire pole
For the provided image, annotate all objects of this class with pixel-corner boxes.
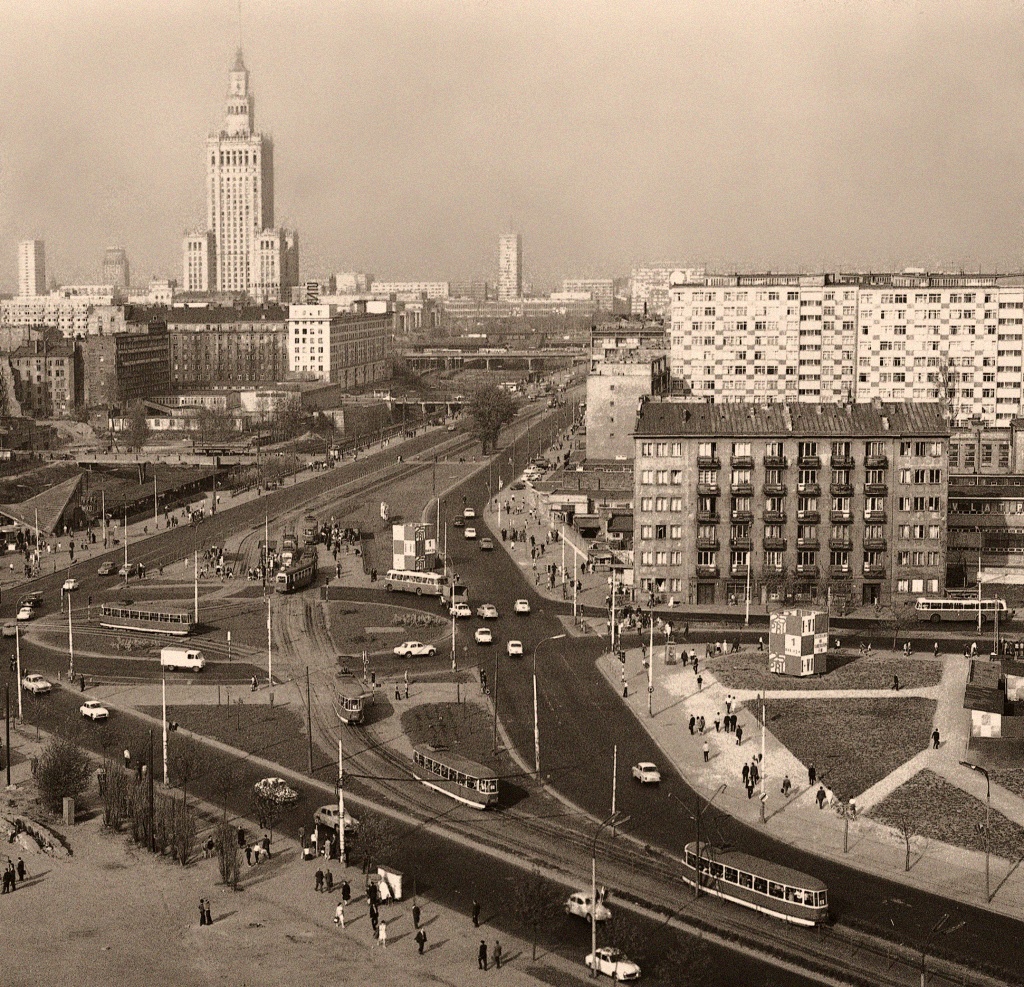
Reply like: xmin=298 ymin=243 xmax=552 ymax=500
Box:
xmin=15 ymin=624 xmax=23 ymax=720
xmin=162 ymin=675 xmax=169 ymax=786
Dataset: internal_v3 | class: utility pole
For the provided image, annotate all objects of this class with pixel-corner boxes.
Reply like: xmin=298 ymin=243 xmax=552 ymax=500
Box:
xmin=162 ymin=676 xmax=169 ymax=786
xmin=148 ymin=728 xmax=155 ymax=853
xmin=15 ymin=624 xmax=23 ymax=720
xmin=4 ymin=686 xmax=10 ymax=787
xmin=306 ymin=667 xmax=313 ymax=773
xmin=67 ymin=596 xmax=74 ymax=681
xmin=338 ymin=738 xmax=345 ymax=865
xmin=153 ymin=472 xmax=158 ymax=527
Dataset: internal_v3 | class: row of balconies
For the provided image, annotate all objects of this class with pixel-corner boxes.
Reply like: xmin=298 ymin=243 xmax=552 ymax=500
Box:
xmin=694 ymin=534 xmax=888 ymax=552
xmin=693 ymin=562 xmax=887 ymax=580
xmin=697 ymin=480 xmax=881 ymax=497
xmin=695 ymin=508 xmax=887 ymax=525
xmin=693 ymin=453 xmax=887 ymax=471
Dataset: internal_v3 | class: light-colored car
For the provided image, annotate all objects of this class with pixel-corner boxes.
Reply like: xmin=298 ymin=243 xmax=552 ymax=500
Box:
xmin=565 ymin=891 xmax=612 ymax=923
xmin=80 ymin=700 xmax=110 ymax=721
xmin=506 ymin=640 xmax=523 ymax=657
xmin=253 ymin=777 xmax=299 ymax=805
xmin=118 ymin=562 xmax=140 ymax=578
xmin=476 ymin=604 xmax=499 ymax=620
xmin=313 ymin=804 xmax=361 ymax=834
xmin=393 ymin=641 xmax=437 ymax=657
xmin=464 ymin=527 xmax=477 ymax=540
xmin=474 ymin=627 xmax=493 ymax=645
xmin=16 ymin=606 xmax=34 ymax=622
xmin=513 ymin=599 xmax=531 ymax=614
xmin=463 ymin=507 xmax=477 ymax=519
xmin=585 ymin=947 xmax=640 ymax=981
xmin=2 ymin=621 xmax=17 ymax=638
xmin=62 ymin=578 xmax=80 ymax=593
xmin=449 ymin=603 xmax=472 ymax=619
xmin=631 ymin=762 xmax=661 ymax=785
xmin=97 ymin=561 xmax=116 ymax=576
xmin=479 ymin=537 xmax=494 ymax=551
xmin=21 ymin=674 xmax=52 ymax=695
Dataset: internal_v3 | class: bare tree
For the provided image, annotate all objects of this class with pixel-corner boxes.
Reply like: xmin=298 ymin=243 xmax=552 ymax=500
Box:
xmin=216 ymin=821 xmax=242 ymax=889
xmin=896 ymin=808 xmax=918 ymax=872
xmin=507 ymin=867 xmax=563 ymax=961
xmin=170 ymin=736 xmax=204 ymax=806
xmin=878 ymin=603 xmax=916 ymax=651
xmin=250 ymin=790 xmax=284 ymax=844
xmin=358 ymin=814 xmax=398 ymax=876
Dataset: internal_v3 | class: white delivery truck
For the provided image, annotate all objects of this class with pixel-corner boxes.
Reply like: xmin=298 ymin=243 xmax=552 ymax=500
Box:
xmin=160 ymin=646 xmax=206 ymax=672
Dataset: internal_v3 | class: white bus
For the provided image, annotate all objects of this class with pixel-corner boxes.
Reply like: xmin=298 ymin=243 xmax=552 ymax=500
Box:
xmin=915 ymin=597 xmax=1013 ymax=623
xmin=384 ymin=569 xmax=447 ymax=597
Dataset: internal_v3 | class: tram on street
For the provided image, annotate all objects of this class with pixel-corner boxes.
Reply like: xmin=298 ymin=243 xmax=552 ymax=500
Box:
xmin=276 ymin=550 xmax=318 ymax=593
xmin=384 ymin=569 xmax=447 ymax=596
xmin=411 ymin=746 xmax=499 ymax=809
xmin=99 ymin=604 xmax=195 ymax=637
xmin=334 ymin=672 xmax=368 ymax=725
xmin=681 ymin=842 xmax=828 ymax=926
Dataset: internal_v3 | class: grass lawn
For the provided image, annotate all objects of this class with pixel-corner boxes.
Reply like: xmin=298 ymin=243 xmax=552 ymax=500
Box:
xmin=327 ymin=601 xmax=448 ymax=654
xmin=400 ymin=702 xmax=507 ymax=774
xmin=869 ymin=769 xmax=1024 ymax=861
xmin=706 ymin=648 xmax=942 ymax=692
xmin=767 ymin=697 xmax=936 ymax=801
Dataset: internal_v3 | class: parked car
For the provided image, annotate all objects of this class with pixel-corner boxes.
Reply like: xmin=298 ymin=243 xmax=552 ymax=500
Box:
xmin=585 ymin=947 xmax=640 ymax=980
xmin=479 ymin=537 xmax=494 ymax=551
xmin=513 ymin=599 xmax=531 ymax=614
xmin=476 ymin=604 xmax=499 ymax=620
xmin=80 ymin=700 xmax=110 ymax=721
xmin=313 ymin=804 xmax=360 ymax=834
xmin=393 ymin=641 xmax=437 ymax=657
xmin=464 ymin=527 xmax=477 ymax=540
xmin=62 ymin=577 xmax=80 ymax=593
xmin=449 ymin=603 xmax=472 ymax=619
xmin=565 ymin=891 xmax=612 ymax=923
xmin=97 ymin=561 xmax=116 ymax=576
xmin=2 ymin=622 xmax=17 ymax=638
xmin=506 ymin=640 xmax=524 ymax=657
xmin=474 ymin=627 xmax=493 ymax=645
xmin=253 ymin=777 xmax=299 ymax=805
xmin=118 ymin=562 xmax=140 ymax=578
xmin=21 ymin=674 xmax=52 ymax=694
xmin=631 ymin=762 xmax=661 ymax=785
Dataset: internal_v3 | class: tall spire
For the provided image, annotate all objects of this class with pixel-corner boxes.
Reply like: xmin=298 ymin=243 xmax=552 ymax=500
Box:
xmin=224 ymin=50 xmax=254 ymax=136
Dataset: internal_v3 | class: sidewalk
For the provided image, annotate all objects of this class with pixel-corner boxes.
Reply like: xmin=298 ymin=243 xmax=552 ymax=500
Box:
xmin=598 ymin=643 xmax=1024 ymax=918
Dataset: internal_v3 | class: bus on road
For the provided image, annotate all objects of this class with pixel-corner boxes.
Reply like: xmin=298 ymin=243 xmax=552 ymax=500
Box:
xmin=915 ymin=597 xmax=1012 ymax=623
xmin=384 ymin=569 xmax=446 ymax=597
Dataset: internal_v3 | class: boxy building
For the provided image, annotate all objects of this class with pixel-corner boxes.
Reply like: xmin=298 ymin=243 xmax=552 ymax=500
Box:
xmin=768 ymin=609 xmax=828 ymax=676
xmin=633 ymin=400 xmax=949 ymax=610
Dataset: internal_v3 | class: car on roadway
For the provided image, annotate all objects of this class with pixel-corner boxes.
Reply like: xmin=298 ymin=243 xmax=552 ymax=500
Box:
xmin=16 ymin=606 xmax=34 ymax=622
xmin=21 ymin=674 xmax=52 ymax=695
xmin=506 ymin=640 xmax=523 ymax=657
xmin=464 ymin=527 xmax=477 ymax=540
xmin=80 ymin=700 xmax=110 ymax=721
xmin=513 ymin=599 xmax=531 ymax=615
xmin=479 ymin=536 xmax=494 ymax=551
xmin=449 ymin=603 xmax=472 ymax=619
xmin=565 ymin=891 xmax=612 ymax=923
xmin=313 ymin=804 xmax=361 ymax=834
xmin=585 ymin=947 xmax=640 ymax=980
xmin=62 ymin=578 xmax=80 ymax=593
xmin=393 ymin=641 xmax=437 ymax=657
xmin=476 ymin=604 xmax=499 ymax=620
xmin=2 ymin=622 xmax=17 ymax=638
xmin=474 ymin=627 xmax=493 ymax=645
xmin=631 ymin=762 xmax=661 ymax=785
xmin=452 ymin=518 xmax=465 ymax=528
xmin=446 ymin=424 xmax=457 ymax=432
xmin=19 ymin=593 xmax=43 ymax=610
xmin=97 ymin=561 xmax=117 ymax=576
xmin=510 ymin=481 xmax=525 ymax=491
xmin=253 ymin=777 xmax=299 ymax=806
xmin=118 ymin=562 xmax=140 ymax=578
xmin=463 ymin=507 xmax=477 ymax=519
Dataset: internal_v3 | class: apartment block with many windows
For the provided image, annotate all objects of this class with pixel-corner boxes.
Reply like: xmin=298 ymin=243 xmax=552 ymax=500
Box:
xmin=633 ymin=400 xmax=949 ymax=610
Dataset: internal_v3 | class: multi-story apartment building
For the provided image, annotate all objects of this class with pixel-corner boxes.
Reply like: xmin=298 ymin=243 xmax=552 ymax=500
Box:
xmin=631 ymin=267 xmax=704 ymax=319
xmin=563 ymin=278 xmax=614 ymax=311
xmin=287 ymin=305 xmax=390 ymax=390
xmin=18 ymin=240 xmax=46 ymax=297
xmin=82 ymin=317 xmax=170 ymax=408
xmin=9 ymin=335 xmax=82 ymax=418
xmin=666 ymin=270 xmax=1024 ymax=424
xmin=371 ymin=281 xmax=450 ymax=300
xmin=497 ymin=233 xmax=522 ymax=302
xmin=586 ymin=321 xmax=669 ymax=464
xmin=634 ymin=400 xmax=948 ymax=610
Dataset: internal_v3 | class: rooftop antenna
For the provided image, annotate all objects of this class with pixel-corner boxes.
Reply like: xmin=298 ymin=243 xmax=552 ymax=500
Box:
xmin=237 ymin=0 xmax=243 ymax=51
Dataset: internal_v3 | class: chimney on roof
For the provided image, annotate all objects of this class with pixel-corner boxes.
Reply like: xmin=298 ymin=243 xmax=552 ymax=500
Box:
xmin=871 ymin=397 xmax=883 ymax=412
xmin=882 ymin=416 xmax=890 ymax=430
xmin=683 ymin=408 xmax=690 ymax=422
xmin=782 ymin=405 xmax=793 ymax=432
xmin=816 ymin=405 xmax=823 ymax=415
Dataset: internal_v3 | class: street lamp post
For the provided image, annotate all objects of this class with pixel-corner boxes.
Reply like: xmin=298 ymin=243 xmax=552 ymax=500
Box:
xmin=533 ymin=634 xmax=566 ymax=777
xmin=591 ymin=811 xmax=628 ymax=977
xmin=960 ymin=760 xmax=991 ymax=902
xmin=670 ymin=786 xmax=726 ymax=899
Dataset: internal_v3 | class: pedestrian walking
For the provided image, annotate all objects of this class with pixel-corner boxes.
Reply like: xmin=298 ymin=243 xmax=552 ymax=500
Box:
xmin=750 ymin=762 xmax=759 ymax=786
xmin=746 ymin=779 xmax=755 ymax=799
xmin=478 ymin=940 xmax=488 ymax=970
xmin=123 ymin=748 xmax=131 ymax=770
xmin=416 ymin=928 xmax=427 ymax=954
xmin=696 ymin=674 xmax=703 ymax=691
xmin=342 ymin=880 xmax=351 ymax=904
xmin=808 ymin=762 xmax=816 ymax=785
xmin=781 ymin=774 xmax=792 ymax=797
xmin=742 ymin=763 xmax=750 ymax=785
xmin=816 ymin=785 xmax=827 ymax=809
xmin=395 ymin=684 xmax=401 ymax=701
xmin=698 ymin=715 xmax=705 ymax=734
xmin=758 ymin=636 xmax=764 ymax=652
xmin=494 ymin=940 xmax=503 ymax=969
xmin=325 ymin=869 xmax=334 ymax=893
xmin=714 ymin=712 xmax=721 ymax=732
xmin=199 ymin=898 xmax=207 ymax=926
xmin=932 ymin=728 xmax=941 ymax=749
xmin=404 ymin=669 xmax=410 ymax=699
xmin=245 ymin=844 xmax=253 ymax=866
xmin=702 ymin=741 xmax=710 ymax=763
xmin=412 ymin=903 xmax=421 ymax=929
xmin=736 ymin=724 xmax=743 ymax=744
xmin=16 ymin=858 xmax=25 ymax=882
xmin=334 ymin=901 xmax=345 ymax=928
xmin=892 ymin=674 xmax=900 ymax=691
xmin=688 ymin=714 xmax=695 ymax=735
xmin=472 ymin=899 xmax=481 ymax=927
xmin=725 ymin=695 xmax=733 ymax=715
xmin=933 ymin=641 xmax=940 ymax=657
xmin=378 ymin=919 xmax=387 ymax=948
xmin=315 ymin=868 xmax=324 ymax=892
xmin=205 ymin=900 xmax=213 ymax=925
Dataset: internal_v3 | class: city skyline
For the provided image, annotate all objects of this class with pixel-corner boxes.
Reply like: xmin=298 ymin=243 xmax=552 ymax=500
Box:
xmin=2 ymin=1 xmax=1024 ymax=292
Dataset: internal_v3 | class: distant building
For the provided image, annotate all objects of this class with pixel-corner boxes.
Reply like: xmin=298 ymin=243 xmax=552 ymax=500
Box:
xmin=586 ymin=321 xmax=669 ymax=464
xmin=450 ymin=280 xmax=490 ymax=302
xmin=633 ymin=400 xmax=949 ymax=610
xmin=182 ymin=232 xmax=216 ymax=293
xmin=287 ymin=305 xmax=391 ymax=389
xmin=563 ymin=278 xmax=613 ymax=311
xmin=630 ymin=266 xmax=703 ymax=319
xmin=82 ymin=316 xmax=169 ymax=408
xmin=498 ymin=233 xmax=522 ymax=302
xmin=103 ymin=248 xmax=130 ymax=290
xmin=334 ymin=272 xmax=373 ymax=293
xmin=18 ymin=240 xmax=46 ymax=298
xmin=372 ymin=281 xmax=449 ymax=300
xmin=9 ymin=334 xmax=82 ymax=418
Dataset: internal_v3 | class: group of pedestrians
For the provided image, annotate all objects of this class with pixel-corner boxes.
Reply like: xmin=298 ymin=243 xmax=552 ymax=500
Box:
xmin=197 ymin=898 xmax=213 ymax=925
xmin=741 ymin=757 xmax=762 ymax=798
xmin=2 ymin=857 xmax=24 ymax=893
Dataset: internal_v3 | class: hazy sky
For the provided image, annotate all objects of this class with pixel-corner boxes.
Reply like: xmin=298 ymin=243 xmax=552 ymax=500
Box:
xmin=2 ymin=0 xmax=1023 ymax=292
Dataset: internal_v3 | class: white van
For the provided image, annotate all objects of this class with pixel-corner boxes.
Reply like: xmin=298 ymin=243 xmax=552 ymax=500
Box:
xmin=160 ymin=647 xmax=206 ymax=672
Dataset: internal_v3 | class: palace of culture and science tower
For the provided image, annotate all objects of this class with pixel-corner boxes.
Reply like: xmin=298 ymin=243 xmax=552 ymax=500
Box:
xmin=183 ymin=51 xmax=298 ymax=303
